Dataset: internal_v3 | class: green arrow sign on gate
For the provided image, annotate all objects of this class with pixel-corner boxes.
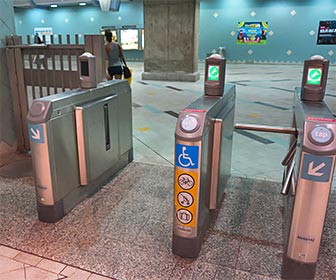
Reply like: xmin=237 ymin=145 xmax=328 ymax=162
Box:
xmin=208 ymin=65 xmax=219 ymax=81
xmin=307 ymin=68 xmax=322 ymax=85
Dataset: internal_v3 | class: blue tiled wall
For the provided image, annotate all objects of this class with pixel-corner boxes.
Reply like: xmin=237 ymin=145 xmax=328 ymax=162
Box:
xmin=13 ymin=0 xmax=336 ymax=64
xmin=14 ymin=1 xmax=144 ymax=61
xmin=200 ymin=0 xmax=336 ymax=64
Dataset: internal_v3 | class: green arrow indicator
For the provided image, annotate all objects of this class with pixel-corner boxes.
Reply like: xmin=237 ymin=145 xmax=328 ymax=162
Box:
xmin=307 ymin=68 xmax=322 ymax=85
xmin=208 ymin=65 xmax=219 ymax=81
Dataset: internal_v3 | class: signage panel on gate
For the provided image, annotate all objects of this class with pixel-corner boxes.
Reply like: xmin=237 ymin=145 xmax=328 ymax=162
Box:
xmin=28 ymin=123 xmax=45 ymax=144
xmin=300 ymin=154 xmax=333 ymax=182
xmin=175 ymin=144 xmax=199 ymax=169
xmin=174 ymin=169 xmax=199 ymax=229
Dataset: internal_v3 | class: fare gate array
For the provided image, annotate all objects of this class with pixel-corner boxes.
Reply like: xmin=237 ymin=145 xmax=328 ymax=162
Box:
xmin=27 ymin=80 xmax=133 ymax=223
xmin=172 ymin=54 xmax=335 ymax=279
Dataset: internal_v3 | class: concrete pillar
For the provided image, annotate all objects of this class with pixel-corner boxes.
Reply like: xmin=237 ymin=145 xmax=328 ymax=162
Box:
xmin=142 ymin=0 xmax=200 ymax=82
xmin=0 ymin=0 xmax=17 ymax=165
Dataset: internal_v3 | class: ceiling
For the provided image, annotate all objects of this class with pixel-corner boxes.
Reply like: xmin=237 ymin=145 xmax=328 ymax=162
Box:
xmin=13 ymin=0 xmax=133 ymax=10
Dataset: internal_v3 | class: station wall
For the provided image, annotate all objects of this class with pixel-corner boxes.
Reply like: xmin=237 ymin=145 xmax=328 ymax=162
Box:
xmin=13 ymin=0 xmax=336 ymax=64
xmin=200 ymin=0 xmax=336 ymax=64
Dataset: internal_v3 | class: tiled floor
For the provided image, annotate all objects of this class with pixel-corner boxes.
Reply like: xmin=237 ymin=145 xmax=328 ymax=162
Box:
xmin=0 ymin=62 xmax=336 ymax=279
xmin=0 ymin=245 xmax=111 ymax=280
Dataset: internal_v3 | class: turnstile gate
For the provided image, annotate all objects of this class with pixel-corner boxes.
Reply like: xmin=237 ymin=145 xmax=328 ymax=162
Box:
xmin=281 ymin=88 xmax=336 ymax=279
xmin=234 ymin=90 xmax=335 ymax=279
xmin=27 ymin=80 xmax=133 ymax=223
xmin=172 ymin=84 xmax=235 ymax=258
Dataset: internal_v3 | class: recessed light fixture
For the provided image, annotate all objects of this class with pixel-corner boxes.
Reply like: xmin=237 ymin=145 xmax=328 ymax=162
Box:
xmin=79 ymin=2 xmax=86 ymax=6
xmin=50 ymin=4 xmax=58 ymax=8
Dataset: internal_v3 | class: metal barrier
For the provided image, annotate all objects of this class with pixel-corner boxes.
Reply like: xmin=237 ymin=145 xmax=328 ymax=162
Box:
xmin=281 ymin=88 xmax=336 ymax=279
xmin=27 ymin=80 xmax=133 ymax=223
xmin=235 ymin=55 xmax=334 ymax=279
xmin=172 ymin=84 xmax=235 ymax=258
xmin=235 ymin=99 xmax=335 ymax=279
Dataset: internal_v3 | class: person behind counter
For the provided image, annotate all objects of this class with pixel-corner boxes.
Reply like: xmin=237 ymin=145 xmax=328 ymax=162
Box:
xmin=104 ymin=30 xmax=127 ymax=80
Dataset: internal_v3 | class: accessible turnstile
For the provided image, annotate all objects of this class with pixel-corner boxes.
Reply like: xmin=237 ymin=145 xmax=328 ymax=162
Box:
xmin=27 ymin=80 xmax=133 ymax=223
xmin=234 ymin=54 xmax=334 ymax=277
xmin=172 ymin=84 xmax=235 ymax=258
xmin=281 ymin=87 xmax=336 ymax=279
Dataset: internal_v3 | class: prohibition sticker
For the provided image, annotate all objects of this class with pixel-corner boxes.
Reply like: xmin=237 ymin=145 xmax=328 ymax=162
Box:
xmin=178 ymin=173 xmax=195 ymax=190
xmin=177 ymin=192 xmax=194 ymax=207
xmin=176 ymin=209 xmax=193 ymax=224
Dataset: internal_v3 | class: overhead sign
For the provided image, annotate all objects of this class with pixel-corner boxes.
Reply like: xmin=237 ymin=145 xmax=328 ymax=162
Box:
xmin=301 ymin=154 xmax=333 ymax=182
xmin=28 ymin=123 xmax=45 ymax=144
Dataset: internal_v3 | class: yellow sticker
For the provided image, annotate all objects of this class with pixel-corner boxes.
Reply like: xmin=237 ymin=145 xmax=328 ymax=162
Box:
xmin=137 ymin=127 xmax=151 ymax=132
xmin=174 ymin=168 xmax=199 ymax=228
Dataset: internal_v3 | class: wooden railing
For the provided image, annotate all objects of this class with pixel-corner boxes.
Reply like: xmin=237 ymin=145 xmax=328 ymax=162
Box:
xmin=6 ymin=34 xmax=105 ymax=151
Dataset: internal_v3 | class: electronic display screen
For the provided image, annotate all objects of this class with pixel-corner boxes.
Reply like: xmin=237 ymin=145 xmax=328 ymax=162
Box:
xmin=81 ymin=61 xmax=89 ymax=77
xmin=307 ymin=67 xmax=322 ymax=85
xmin=207 ymin=65 xmax=219 ymax=81
xmin=120 ymin=29 xmax=139 ymax=50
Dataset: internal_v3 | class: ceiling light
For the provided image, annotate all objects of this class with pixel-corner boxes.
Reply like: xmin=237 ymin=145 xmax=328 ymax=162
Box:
xmin=99 ymin=0 xmax=111 ymax=12
xmin=50 ymin=4 xmax=58 ymax=8
xmin=79 ymin=2 xmax=86 ymax=6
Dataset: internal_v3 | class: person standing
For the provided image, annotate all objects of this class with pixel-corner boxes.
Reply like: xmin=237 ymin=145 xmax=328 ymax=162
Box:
xmin=104 ymin=30 xmax=126 ymax=80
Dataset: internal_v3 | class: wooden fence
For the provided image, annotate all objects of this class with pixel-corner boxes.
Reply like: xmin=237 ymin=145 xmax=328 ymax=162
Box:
xmin=6 ymin=34 xmax=105 ymax=151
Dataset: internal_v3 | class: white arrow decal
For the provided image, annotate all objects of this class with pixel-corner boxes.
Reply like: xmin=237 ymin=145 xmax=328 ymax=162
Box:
xmin=308 ymin=161 xmax=326 ymax=176
xmin=30 ymin=128 xmax=40 ymax=140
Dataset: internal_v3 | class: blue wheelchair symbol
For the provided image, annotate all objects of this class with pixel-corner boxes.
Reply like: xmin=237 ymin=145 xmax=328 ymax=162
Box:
xmin=176 ymin=144 xmax=199 ymax=169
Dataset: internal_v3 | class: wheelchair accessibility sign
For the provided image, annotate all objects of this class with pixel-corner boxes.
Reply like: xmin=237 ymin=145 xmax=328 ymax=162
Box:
xmin=175 ymin=144 xmax=199 ymax=169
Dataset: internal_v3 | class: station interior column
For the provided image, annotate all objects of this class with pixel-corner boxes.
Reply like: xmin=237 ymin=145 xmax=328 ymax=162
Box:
xmin=0 ymin=0 xmax=17 ymax=166
xmin=142 ymin=0 xmax=200 ymax=82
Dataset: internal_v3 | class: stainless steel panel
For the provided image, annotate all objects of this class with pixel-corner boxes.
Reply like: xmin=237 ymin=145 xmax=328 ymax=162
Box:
xmin=31 ymin=123 xmax=54 ymax=206
xmin=75 ymin=95 xmax=119 ymax=184
xmin=287 ymin=153 xmax=335 ymax=263
xmin=217 ymin=102 xmax=235 ymax=204
xmin=286 ymin=89 xmax=336 ymax=264
xmin=118 ymin=86 xmax=133 ymax=155
xmin=209 ymin=119 xmax=222 ymax=209
xmin=49 ymin=113 xmax=80 ymax=201
xmin=75 ymin=107 xmax=87 ymax=185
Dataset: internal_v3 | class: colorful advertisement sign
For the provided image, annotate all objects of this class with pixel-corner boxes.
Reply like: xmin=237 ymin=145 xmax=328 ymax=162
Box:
xmin=237 ymin=21 xmax=268 ymax=45
xmin=317 ymin=20 xmax=336 ymax=45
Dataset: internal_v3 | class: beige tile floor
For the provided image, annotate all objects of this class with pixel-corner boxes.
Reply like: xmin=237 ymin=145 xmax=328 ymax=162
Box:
xmin=0 ymin=245 xmax=112 ymax=280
